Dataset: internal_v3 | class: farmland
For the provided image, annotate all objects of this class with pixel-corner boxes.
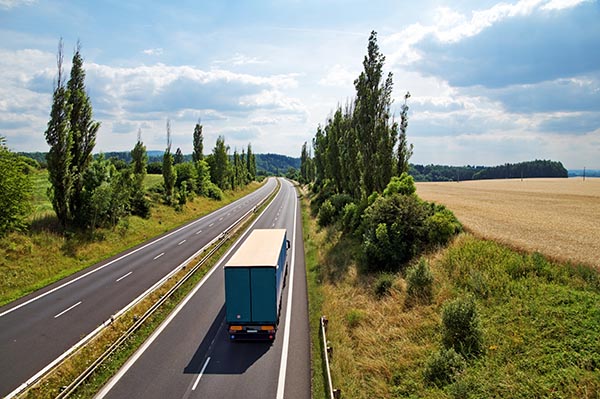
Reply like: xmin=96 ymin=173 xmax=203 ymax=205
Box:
xmin=416 ymin=178 xmax=600 ymax=268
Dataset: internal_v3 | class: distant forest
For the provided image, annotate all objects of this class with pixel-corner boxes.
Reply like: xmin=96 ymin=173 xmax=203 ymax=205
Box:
xmin=20 ymin=151 xmax=301 ymax=177
xmin=410 ymin=160 xmax=568 ymax=181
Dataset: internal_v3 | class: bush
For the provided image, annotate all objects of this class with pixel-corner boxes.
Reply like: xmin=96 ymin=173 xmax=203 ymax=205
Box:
xmin=206 ymin=182 xmax=223 ymax=200
xmin=374 ymin=273 xmax=395 ymax=298
xmin=423 ymin=348 xmax=466 ymax=387
xmin=442 ymin=297 xmax=483 ymax=357
xmin=361 ymin=194 xmax=429 ymax=271
xmin=406 ymin=258 xmax=434 ymax=304
xmin=341 ymin=202 xmax=359 ymax=232
xmin=318 ymin=199 xmax=335 ymax=227
xmin=383 ymin=172 xmax=416 ymax=197
xmin=426 ymin=206 xmax=462 ymax=245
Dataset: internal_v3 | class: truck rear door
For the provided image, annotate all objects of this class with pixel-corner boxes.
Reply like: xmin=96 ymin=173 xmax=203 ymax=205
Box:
xmin=225 ymin=267 xmax=252 ymax=323
xmin=250 ymin=268 xmax=276 ymax=323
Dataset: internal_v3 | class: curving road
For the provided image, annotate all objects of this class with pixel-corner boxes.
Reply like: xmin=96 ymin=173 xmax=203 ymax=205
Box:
xmin=0 ymin=178 xmax=277 ymax=398
xmin=95 ymin=178 xmax=310 ymax=399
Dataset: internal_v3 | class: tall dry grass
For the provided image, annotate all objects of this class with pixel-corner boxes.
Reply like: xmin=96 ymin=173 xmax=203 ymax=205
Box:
xmin=416 ymin=178 xmax=600 ymax=268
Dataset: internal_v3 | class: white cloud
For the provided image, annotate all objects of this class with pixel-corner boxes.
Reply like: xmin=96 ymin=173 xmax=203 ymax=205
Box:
xmin=0 ymin=0 xmax=35 ymax=9
xmin=319 ymin=64 xmax=358 ymax=87
xmin=142 ymin=48 xmax=163 ymax=56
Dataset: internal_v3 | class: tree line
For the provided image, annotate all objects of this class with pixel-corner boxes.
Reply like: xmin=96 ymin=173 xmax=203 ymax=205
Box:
xmin=38 ymin=39 xmax=257 ymax=232
xmin=299 ymin=31 xmax=461 ymax=273
xmin=410 ymin=160 xmax=568 ymax=182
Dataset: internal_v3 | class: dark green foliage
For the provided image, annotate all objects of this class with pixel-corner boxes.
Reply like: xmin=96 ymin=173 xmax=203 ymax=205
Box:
xmin=361 ymin=194 xmax=429 ymax=271
xmin=246 ymin=144 xmax=256 ymax=181
xmin=410 ymin=160 xmax=568 ymax=182
xmin=354 ymin=31 xmax=399 ymax=196
xmin=397 ymin=92 xmax=413 ymax=175
xmin=317 ymin=200 xmax=335 ymax=227
xmin=192 ymin=121 xmax=204 ymax=163
xmin=147 ymin=162 xmax=162 ymax=174
xmin=210 ymin=136 xmax=230 ymax=190
xmin=374 ymin=273 xmax=395 ymax=298
xmin=383 ymin=172 xmax=416 ymax=197
xmin=423 ymin=348 xmax=466 ymax=387
xmin=0 ymin=137 xmax=33 ymax=236
xmin=442 ymin=297 xmax=483 ymax=358
xmin=174 ymin=147 xmax=184 ymax=165
xmin=175 ymin=162 xmax=197 ymax=191
xmin=426 ymin=205 xmax=462 ymax=245
xmin=406 ymin=258 xmax=434 ymax=304
xmin=130 ymin=133 xmax=150 ymax=218
xmin=162 ymin=119 xmax=176 ymax=204
xmin=194 ymin=159 xmax=211 ymax=196
xmin=341 ymin=202 xmax=359 ymax=233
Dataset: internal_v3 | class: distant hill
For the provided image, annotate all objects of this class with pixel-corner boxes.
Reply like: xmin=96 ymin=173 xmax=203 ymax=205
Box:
xmin=255 ymin=153 xmax=300 ymax=176
xmin=411 ymin=160 xmax=568 ymax=182
xmin=19 ymin=151 xmax=300 ymax=177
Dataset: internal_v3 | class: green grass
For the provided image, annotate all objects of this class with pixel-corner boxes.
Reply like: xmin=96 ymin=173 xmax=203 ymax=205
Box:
xmin=143 ymin=173 xmax=163 ymax=190
xmin=0 ymin=175 xmax=265 ymax=307
xmin=303 ymin=196 xmax=600 ymax=398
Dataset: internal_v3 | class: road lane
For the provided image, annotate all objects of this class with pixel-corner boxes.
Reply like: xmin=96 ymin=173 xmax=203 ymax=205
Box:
xmin=97 ymin=178 xmax=310 ymax=399
xmin=0 ymin=178 xmax=276 ymax=398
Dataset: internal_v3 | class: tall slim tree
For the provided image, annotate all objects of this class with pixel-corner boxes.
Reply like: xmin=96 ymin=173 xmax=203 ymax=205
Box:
xmin=67 ymin=41 xmax=100 ymax=225
xmin=354 ymin=30 xmax=398 ymax=196
xmin=192 ymin=119 xmax=204 ymax=162
xmin=246 ymin=143 xmax=256 ymax=181
xmin=163 ymin=119 xmax=176 ymax=203
xmin=397 ymin=91 xmax=413 ymax=175
xmin=131 ymin=128 xmax=147 ymax=177
xmin=174 ymin=147 xmax=184 ymax=165
xmin=211 ymin=135 xmax=230 ymax=189
xmin=131 ymin=128 xmax=150 ymax=217
xmin=300 ymin=141 xmax=310 ymax=183
xmin=45 ymin=38 xmax=73 ymax=227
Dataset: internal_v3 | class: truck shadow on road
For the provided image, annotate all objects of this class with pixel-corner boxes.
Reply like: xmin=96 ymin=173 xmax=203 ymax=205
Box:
xmin=184 ymin=305 xmax=271 ymax=375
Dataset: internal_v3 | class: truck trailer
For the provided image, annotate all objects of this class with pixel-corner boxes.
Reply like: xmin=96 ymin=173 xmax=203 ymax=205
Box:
xmin=224 ymin=229 xmax=290 ymax=341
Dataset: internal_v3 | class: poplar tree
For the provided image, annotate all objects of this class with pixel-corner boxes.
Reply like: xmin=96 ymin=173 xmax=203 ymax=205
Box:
xmin=211 ymin=136 xmax=229 ymax=190
xmin=45 ymin=39 xmax=73 ymax=227
xmin=192 ymin=120 xmax=204 ymax=162
xmin=162 ymin=119 xmax=176 ymax=204
xmin=131 ymin=128 xmax=150 ymax=217
xmin=67 ymin=41 xmax=100 ymax=225
xmin=397 ymin=92 xmax=413 ymax=175
xmin=354 ymin=30 xmax=398 ymax=196
xmin=246 ymin=143 xmax=256 ymax=181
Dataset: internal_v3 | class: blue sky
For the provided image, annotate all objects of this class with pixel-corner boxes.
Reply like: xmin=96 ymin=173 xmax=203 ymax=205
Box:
xmin=1 ymin=0 xmax=599 ymax=168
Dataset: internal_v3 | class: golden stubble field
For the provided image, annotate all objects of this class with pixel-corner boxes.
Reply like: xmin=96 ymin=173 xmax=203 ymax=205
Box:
xmin=416 ymin=178 xmax=600 ymax=268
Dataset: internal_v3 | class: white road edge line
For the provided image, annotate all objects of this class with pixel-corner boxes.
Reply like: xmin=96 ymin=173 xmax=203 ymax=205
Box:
xmin=54 ymin=301 xmax=82 ymax=319
xmin=192 ymin=357 xmax=211 ymax=391
xmin=116 ymin=272 xmax=132 ymax=282
xmin=153 ymin=253 xmax=165 ymax=260
xmin=94 ymin=180 xmax=281 ymax=399
xmin=276 ymin=180 xmax=297 ymax=399
xmin=0 ymin=181 xmax=274 ymax=319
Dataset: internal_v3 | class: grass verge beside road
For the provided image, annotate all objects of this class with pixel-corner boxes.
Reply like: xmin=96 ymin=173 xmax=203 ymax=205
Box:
xmin=302 ymin=191 xmax=600 ymax=397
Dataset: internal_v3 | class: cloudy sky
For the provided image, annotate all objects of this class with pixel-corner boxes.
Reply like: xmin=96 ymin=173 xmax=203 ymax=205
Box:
xmin=1 ymin=0 xmax=598 ymax=168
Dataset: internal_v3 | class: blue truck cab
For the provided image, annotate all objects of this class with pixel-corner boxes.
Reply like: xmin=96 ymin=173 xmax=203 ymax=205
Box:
xmin=224 ymin=229 xmax=289 ymax=341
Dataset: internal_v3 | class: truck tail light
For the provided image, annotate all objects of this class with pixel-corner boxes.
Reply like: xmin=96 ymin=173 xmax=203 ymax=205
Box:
xmin=261 ymin=325 xmax=275 ymax=331
xmin=229 ymin=325 xmax=243 ymax=331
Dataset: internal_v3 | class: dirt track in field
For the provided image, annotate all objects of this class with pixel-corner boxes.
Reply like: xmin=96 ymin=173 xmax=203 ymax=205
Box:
xmin=416 ymin=178 xmax=600 ymax=268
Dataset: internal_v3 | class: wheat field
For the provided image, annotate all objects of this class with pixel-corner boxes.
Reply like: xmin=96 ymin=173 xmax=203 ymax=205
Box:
xmin=416 ymin=178 xmax=600 ymax=268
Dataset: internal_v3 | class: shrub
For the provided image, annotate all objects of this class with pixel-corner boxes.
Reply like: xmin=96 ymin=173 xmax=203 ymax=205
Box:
xmin=441 ymin=297 xmax=483 ymax=357
xmin=206 ymin=182 xmax=223 ymax=200
xmin=423 ymin=348 xmax=466 ymax=387
xmin=406 ymin=258 xmax=434 ymax=304
xmin=341 ymin=202 xmax=359 ymax=232
xmin=383 ymin=172 xmax=416 ymax=197
xmin=426 ymin=206 xmax=462 ymax=245
xmin=361 ymin=194 xmax=428 ymax=271
xmin=317 ymin=199 xmax=335 ymax=227
xmin=329 ymin=193 xmax=354 ymax=215
xmin=374 ymin=273 xmax=395 ymax=298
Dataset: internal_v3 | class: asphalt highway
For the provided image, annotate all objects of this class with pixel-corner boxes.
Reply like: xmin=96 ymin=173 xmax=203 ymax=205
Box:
xmin=95 ymin=178 xmax=310 ymax=399
xmin=0 ymin=178 xmax=277 ymax=398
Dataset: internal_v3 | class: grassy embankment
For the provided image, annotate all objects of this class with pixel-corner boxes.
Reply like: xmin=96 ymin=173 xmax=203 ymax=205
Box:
xmin=301 ymin=192 xmax=600 ymax=398
xmin=0 ymin=171 xmax=264 ymax=307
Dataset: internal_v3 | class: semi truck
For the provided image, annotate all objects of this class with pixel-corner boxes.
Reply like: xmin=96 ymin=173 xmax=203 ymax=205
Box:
xmin=224 ymin=229 xmax=290 ymax=341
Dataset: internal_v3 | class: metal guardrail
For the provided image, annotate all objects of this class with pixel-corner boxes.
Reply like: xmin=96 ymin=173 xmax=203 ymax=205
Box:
xmin=13 ymin=181 xmax=278 ymax=399
xmin=320 ymin=316 xmax=341 ymax=399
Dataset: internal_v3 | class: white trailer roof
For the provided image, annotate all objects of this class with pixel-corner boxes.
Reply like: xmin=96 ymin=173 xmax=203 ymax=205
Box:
xmin=225 ymin=229 xmax=286 ymax=268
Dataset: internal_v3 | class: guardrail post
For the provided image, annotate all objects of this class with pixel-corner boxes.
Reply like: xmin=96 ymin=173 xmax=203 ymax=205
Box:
xmin=321 ymin=315 xmax=341 ymax=399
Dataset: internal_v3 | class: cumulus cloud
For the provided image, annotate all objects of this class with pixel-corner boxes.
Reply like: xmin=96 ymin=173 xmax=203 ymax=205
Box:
xmin=319 ymin=64 xmax=358 ymax=87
